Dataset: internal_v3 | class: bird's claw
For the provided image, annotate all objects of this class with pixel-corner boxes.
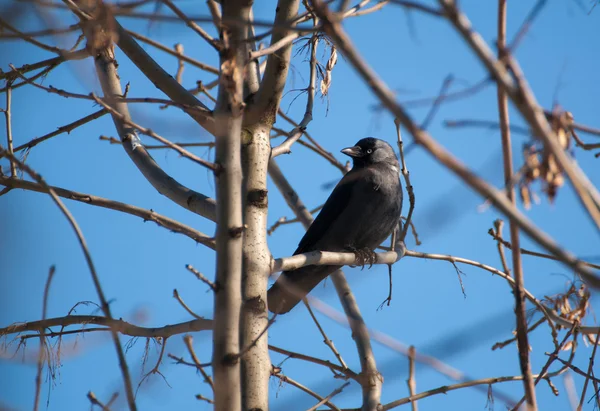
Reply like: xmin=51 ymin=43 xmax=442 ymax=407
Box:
xmin=347 ymin=247 xmax=377 ymax=269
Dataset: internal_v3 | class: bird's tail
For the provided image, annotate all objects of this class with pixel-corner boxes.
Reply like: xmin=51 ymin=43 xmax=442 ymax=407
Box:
xmin=267 ymin=265 xmax=342 ymax=314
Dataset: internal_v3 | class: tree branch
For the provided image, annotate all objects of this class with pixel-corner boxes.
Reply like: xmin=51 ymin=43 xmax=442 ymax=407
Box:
xmin=0 ymin=176 xmax=215 ymax=248
xmin=0 ymin=315 xmax=213 ymax=339
xmin=496 ymin=1 xmax=537 ymax=407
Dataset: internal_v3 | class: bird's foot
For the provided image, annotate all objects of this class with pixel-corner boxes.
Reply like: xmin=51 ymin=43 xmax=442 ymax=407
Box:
xmin=346 ymin=247 xmax=377 ymax=269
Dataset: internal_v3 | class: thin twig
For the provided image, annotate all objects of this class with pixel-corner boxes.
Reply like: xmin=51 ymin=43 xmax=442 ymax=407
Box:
xmin=271 ymin=19 xmax=318 ymax=158
xmin=271 ymin=370 xmax=342 ymax=411
xmin=160 ymin=0 xmax=221 ymax=50
xmin=125 ymin=29 xmax=219 ymax=74
xmin=0 ymin=49 xmax=88 ymax=82
xmin=303 ymin=300 xmax=349 ymax=371
xmin=91 ymin=94 xmax=218 ymax=171
xmin=183 ymin=335 xmax=214 ymax=392
xmin=492 ymin=220 xmax=511 ymax=275
xmin=407 ymin=345 xmax=418 ymax=411
xmin=497 ymin=1 xmax=537 ymax=407
xmin=136 ymin=337 xmax=171 ymax=395
xmin=87 ymin=391 xmax=115 ymax=411
xmin=305 ymin=381 xmax=350 ymax=411
xmin=2 ymin=82 xmax=16 ymax=177
xmin=186 ymin=264 xmax=217 ymax=291
xmin=268 ymin=345 xmax=359 ymax=380
xmin=578 ymin=327 xmax=600 ymax=410
xmin=511 ymin=321 xmax=578 ymax=410
xmin=420 ymin=75 xmax=453 ymax=130
xmin=9 ymin=109 xmax=108 ymax=156
xmin=394 ymin=120 xmax=415 ymax=242
xmin=173 ymin=289 xmax=202 ymax=319
xmin=33 ymin=266 xmax=56 ymax=411
xmin=487 ymin=229 xmax=600 ymax=271
xmin=492 ymin=317 xmax=547 ymax=351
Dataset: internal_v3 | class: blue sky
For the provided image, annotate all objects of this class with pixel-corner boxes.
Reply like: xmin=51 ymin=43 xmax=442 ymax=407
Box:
xmin=1 ymin=0 xmax=600 ymax=410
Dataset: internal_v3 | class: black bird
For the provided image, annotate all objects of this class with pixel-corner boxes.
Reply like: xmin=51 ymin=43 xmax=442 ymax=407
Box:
xmin=268 ymin=137 xmax=403 ymax=314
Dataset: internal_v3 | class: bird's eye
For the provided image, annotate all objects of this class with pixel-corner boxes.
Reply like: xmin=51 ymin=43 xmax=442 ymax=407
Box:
xmin=366 ymin=149 xmax=373 ymax=154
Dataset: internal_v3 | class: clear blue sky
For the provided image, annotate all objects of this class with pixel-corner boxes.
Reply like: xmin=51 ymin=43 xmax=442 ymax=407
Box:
xmin=1 ymin=1 xmax=600 ymax=410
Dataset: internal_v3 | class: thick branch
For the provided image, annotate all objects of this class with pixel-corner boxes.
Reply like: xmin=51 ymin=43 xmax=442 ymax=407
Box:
xmin=211 ymin=2 xmax=248 ymax=409
xmin=0 ymin=315 xmax=212 ymax=339
xmin=240 ymin=79 xmax=272 ymax=411
xmin=113 ymin=22 xmax=217 ymax=135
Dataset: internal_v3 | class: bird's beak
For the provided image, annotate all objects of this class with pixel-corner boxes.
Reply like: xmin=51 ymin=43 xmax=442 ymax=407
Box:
xmin=341 ymin=146 xmax=363 ymax=158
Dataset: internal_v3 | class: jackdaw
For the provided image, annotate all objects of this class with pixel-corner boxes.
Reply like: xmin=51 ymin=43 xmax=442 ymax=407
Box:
xmin=268 ymin=137 xmax=403 ymax=314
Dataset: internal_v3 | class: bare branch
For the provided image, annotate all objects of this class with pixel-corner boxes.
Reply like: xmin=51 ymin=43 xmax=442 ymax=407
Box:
xmin=303 ymin=301 xmax=349 ymax=371
xmin=271 ymin=18 xmax=317 ymax=158
xmin=403 ymin=249 xmax=600 ymax=335
xmin=10 ymin=109 xmax=108 ymax=156
xmin=578 ymin=328 xmax=600 ymax=410
xmin=407 ymin=346 xmax=418 ymax=411
xmin=0 ymin=176 xmax=215 ymax=248
xmin=173 ymin=290 xmax=203 ymax=319
xmin=33 ymin=266 xmax=55 ymax=411
xmin=1 ymin=315 xmax=213 ymax=339
xmin=511 ymin=321 xmax=578 ymax=410
xmin=91 ymin=94 xmax=217 ymax=171
xmin=271 ymin=369 xmax=343 ymax=411
xmin=2 ymin=82 xmax=16 ymax=177
xmin=124 ymin=29 xmax=219 ymax=74
xmin=269 ymin=345 xmax=358 ymax=380
xmin=184 ymin=335 xmax=214 ymax=392
xmin=496 ymin=1 xmax=537 ymax=407
xmin=306 ymin=381 xmax=350 ymax=411
xmin=159 ymin=0 xmax=221 ymax=51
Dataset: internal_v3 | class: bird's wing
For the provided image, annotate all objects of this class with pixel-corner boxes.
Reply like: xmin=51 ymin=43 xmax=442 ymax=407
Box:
xmin=295 ymin=170 xmax=364 ymax=254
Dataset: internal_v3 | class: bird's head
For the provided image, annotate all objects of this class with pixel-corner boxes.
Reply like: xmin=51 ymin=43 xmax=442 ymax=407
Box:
xmin=341 ymin=137 xmax=399 ymax=170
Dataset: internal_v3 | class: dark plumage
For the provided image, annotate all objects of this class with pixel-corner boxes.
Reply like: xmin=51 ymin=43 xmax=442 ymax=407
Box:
xmin=268 ymin=137 xmax=403 ymax=314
